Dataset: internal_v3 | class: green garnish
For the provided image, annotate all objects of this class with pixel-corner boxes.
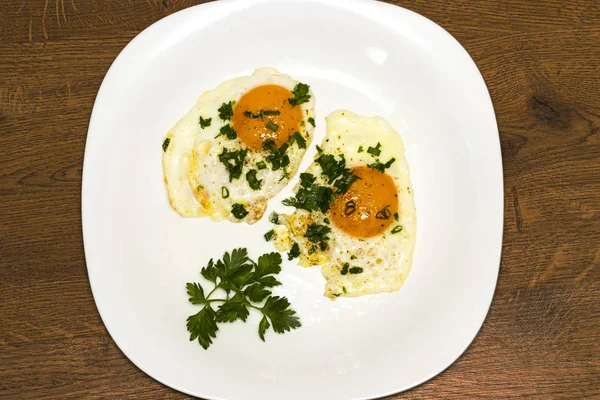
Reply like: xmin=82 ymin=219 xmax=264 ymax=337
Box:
xmin=231 ymin=203 xmax=248 ymax=219
xmin=282 ymin=173 xmax=333 ymax=213
xmin=256 ymin=160 xmax=267 ymax=170
xmin=357 ymin=145 xmax=364 ymax=153
xmin=288 ymin=83 xmax=311 ymax=107
xmin=342 ymin=286 xmax=348 ymax=294
xmin=186 ymin=249 xmax=301 ymax=349
xmin=349 ymin=266 xmax=363 ymax=274
xmin=350 ymin=255 xmax=357 ymax=260
xmin=199 ymin=116 xmax=212 ymax=128
xmin=394 ymin=212 xmax=399 ymax=221
xmin=269 ymin=211 xmax=279 ymax=224
xmin=288 ymin=131 xmax=307 ymax=149
xmin=391 ymin=225 xmax=403 ymax=234
xmin=308 ymin=117 xmax=315 ymax=127
xmin=340 ymin=263 xmax=349 ymax=275
xmin=215 ymin=124 xmax=237 ymax=140
xmin=221 ymin=186 xmax=230 ymax=199
xmin=218 ymin=148 xmax=247 ymax=181
xmin=264 ymin=230 xmax=275 ymax=242
xmin=323 ymin=218 xmax=330 ymax=224
xmin=244 ymin=109 xmax=280 ymax=119
xmin=218 ymin=101 xmax=234 ymax=120
xmin=368 ymin=157 xmax=396 ymax=173
xmin=197 ymin=185 xmax=204 ymax=191
xmin=262 ymin=140 xmax=290 ymax=171
xmin=246 ymin=169 xmax=262 ymax=190
xmin=367 ymin=143 xmax=382 ymax=156
xmin=265 ymin=121 xmax=279 ymax=132
xmin=162 ymin=137 xmax=171 ymax=152
xmin=288 ymin=243 xmax=300 ymax=260
xmin=304 ymin=223 xmax=331 ymax=251
xmin=315 ymin=152 xmax=360 ymax=194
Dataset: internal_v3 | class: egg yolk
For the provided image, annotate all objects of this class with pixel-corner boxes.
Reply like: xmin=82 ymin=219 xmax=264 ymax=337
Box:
xmin=233 ymin=85 xmax=303 ymax=150
xmin=329 ymin=166 xmax=398 ymax=238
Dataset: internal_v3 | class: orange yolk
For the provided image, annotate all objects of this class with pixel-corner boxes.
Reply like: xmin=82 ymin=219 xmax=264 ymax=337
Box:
xmin=329 ymin=166 xmax=399 ymax=238
xmin=233 ymin=85 xmax=303 ymax=150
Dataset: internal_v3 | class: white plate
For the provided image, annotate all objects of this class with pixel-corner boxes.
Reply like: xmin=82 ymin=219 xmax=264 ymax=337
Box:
xmin=82 ymin=0 xmax=502 ymax=399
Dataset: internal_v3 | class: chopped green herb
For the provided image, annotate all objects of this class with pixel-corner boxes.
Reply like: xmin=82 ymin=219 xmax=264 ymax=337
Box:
xmin=221 ymin=186 xmax=230 ymax=199
xmin=215 ymin=124 xmax=237 ymax=140
xmin=265 ymin=121 xmax=279 ymax=132
xmin=264 ymin=230 xmax=275 ymax=242
xmin=244 ymin=109 xmax=281 ymax=119
xmin=349 ymin=266 xmax=363 ymax=274
xmin=231 ymin=203 xmax=248 ymax=219
xmin=368 ymin=157 xmax=396 ymax=173
xmin=218 ymin=101 xmax=234 ymax=120
xmin=391 ymin=225 xmax=403 ymax=234
xmin=288 ymin=243 xmax=300 ymax=260
xmin=304 ymin=223 xmax=331 ymax=250
xmin=282 ymin=180 xmax=333 ymax=213
xmin=376 ymin=205 xmax=392 ymax=220
xmin=394 ymin=212 xmax=399 ymax=221
xmin=288 ymin=83 xmax=311 ymax=107
xmin=308 ymin=117 xmax=315 ymax=127
xmin=289 ymin=131 xmax=307 ymax=149
xmin=262 ymin=140 xmax=290 ymax=171
xmin=323 ymin=218 xmax=330 ymax=224
xmin=199 ymin=116 xmax=212 ymax=128
xmin=367 ymin=142 xmax=382 ymax=156
xmin=299 ymin=172 xmax=315 ymax=187
xmin=186 ymin=248 xmax=300 ymax=349
xmin=269 ymin=211 xmax=279 ymax=224
xmin=342 ymin=286 xmax=348 ymax=294
xmin=357 ymin=145 xmax=364 ymax=153
xmin=256 ymin=160 xmax=267 ymax=170
xmin=197 ymin=185 xmax=204 ymax=191
xmin=350 ymin=255 xmax=357 ymax=260
xmin=246 ymin=169 xmax=262 ymax=190
xmin=218 ymin=148 xmax=247 ymax=181
xmin=315 ymin=152 xmax=360 ymax=194
xmin=340 ymin=263 xmax=349 ymax=275
xmin=162 ymin=137 xmax=171 ymax=152
xmin=307 ymin=246 xmax=317 ymax=255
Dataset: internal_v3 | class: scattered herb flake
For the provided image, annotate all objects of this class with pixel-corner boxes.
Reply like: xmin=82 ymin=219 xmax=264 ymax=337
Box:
xmin=269 ymin=211 xmax=279 ymax=224
xmin=162 ymin=137 xmax=171 ymax=152
xmin=215 ymin=124 xmax=237 ymax=140
xmin=221 ymin=186 xmax=230 ymax=199
xmin=349 ymin=266 xmax=363 ymax=274
xmin=357 ymin=145 xmax=364 ymax=153
xmin=340 ymin=263 xmax=349 ymax=275
xmin=244 ymin=109 xmax=281 ymax=119
xmin=231 ymin=203 xmax=248 ymax=219
xmin=265 ymin=121 xmax=279 ymax=132
xmin=288 ymin=243 xmax=300 ymax=260
xmin=218 ymin=148 xmax=247 ymax=181
xmin=289 ymin=131 xmax=307 ymax=149
xmin=246 ymin=169 xmax=262 ymax=190
xmin=199 ymin=116 xmax=212 ymax=128
xmin=391 ymin=225 xmax=403 ymax=234
xmin=218 ymin=101 xmax=234 ymax=120
xmin=264 ymin=230 xmax=275 ymax=242
xmin=367 ymin=142 xmax=382 ymax=156
xmin=308 ymin=117 xmax=315 ymax=127
xmin=256 ymin=160 xmax=267 ymax=170
xmin=288 ymin=83 xmax=311 ymax=107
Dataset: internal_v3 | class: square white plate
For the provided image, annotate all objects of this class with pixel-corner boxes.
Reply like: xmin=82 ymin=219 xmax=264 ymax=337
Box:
xmin=82 ymin=1 xmax=503 ymax=399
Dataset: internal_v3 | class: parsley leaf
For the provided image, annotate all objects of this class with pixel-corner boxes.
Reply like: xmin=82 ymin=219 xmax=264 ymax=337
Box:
xmin=162 ymin=137 xmax=170 ymax=152
xmin=218 ymin=148 xmax=247 ymax=181
xmin=256 ymin=160 xmax=267 ymax=170
xmin=282 ymin=182 xmax=333 ymax=213
xmin=215 ymin=124 xmax=237 ymax=140
xmin=308 ymin=117 xmax=315 ymax=127
xmin=246 ymin=169 xmax=262 ymax=190
xmin=288 ymin=83 xmax=311 ymax=107
xmin=199 ymin=116 xmax=212 ymax=128
xmin=289 ymin=131 xmax=307 ymax=149
xmin=186 ymin=249 xmax=300 ymax=349
xmin=218 ymin=101 xmax=234 ymax=120
xmin=357 ymin=145 xmax=364 ymax=153
xmin=349 ymin=266 xmax=363 ymax=274
xmin=231 ymin=203 xmax=248 ymax=219
xmin=340 ymin=263 xmax=349 ymax=275
xmin=261 ymin=296 xmax=301 ymax=333
xmin=186 ymin=306 xmax=218 ymax=350
xmin=288 ymin=243 xmax=300 ymax=260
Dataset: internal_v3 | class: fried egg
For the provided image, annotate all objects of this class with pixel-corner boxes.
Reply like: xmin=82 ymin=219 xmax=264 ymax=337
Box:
xmin=162 ymin=67 xmax=315 ymax=223
xmin=272 ymin=110 xmax=416 ymax=298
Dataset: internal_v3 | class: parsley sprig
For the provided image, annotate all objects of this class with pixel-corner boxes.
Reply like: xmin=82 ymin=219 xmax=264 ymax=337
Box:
xmin=288 ymin=83 xmax=311 ymax=106
xmin=186 ymin=249 xmax=301 ymax=349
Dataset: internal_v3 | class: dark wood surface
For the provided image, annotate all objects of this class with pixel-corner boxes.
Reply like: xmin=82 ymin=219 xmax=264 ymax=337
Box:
xmin=1 ymin=1 xmax=599 ymax=398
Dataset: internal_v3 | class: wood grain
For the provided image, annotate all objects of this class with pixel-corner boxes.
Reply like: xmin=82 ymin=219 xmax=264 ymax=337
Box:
xmin=1 ymin=0 xmax=599 ymax=398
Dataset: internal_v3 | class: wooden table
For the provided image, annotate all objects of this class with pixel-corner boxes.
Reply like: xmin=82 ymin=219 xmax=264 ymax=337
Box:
xmin=1 ymin=1 xmax=599 ymax=398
